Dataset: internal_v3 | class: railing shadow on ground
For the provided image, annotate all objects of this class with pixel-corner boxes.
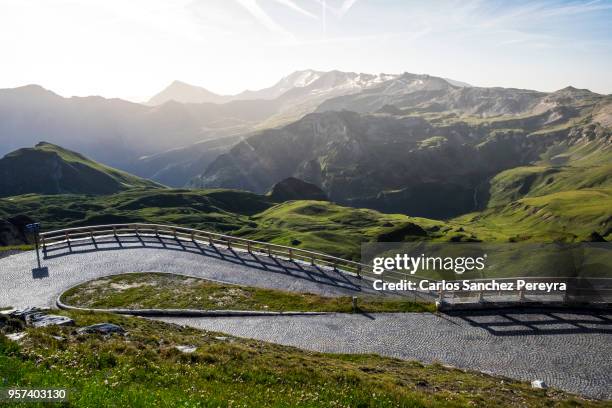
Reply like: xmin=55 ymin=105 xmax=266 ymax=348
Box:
xmin=42 ymin=234 xmax=377 ymax=295
xmin=445 ymin=307 xmax=612 ymax=336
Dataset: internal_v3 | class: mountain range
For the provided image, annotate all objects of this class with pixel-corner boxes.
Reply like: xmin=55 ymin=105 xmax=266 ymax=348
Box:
xmin=192 ymin=81 xmax=611 ymax=218
xmin=148 ymin=70 xmax=472 ymax=106
xmin=148 ymin=70 xmax=326 ymax=105
xmin=0 ymin=69 xmax=610 ymax=226
xmin=1 ymin=140 xmax=608 ymax=251
xmin=1 ymin=70 xmax=437 ymax=183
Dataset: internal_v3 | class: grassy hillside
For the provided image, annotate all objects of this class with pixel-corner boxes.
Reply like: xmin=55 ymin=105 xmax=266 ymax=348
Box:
xmin=0 ymin=142 xmax=162 ymax=197
xmin=471 ymin=133 xmax=612 ymax=242
xmin=460 ymin=188 xmax=612 ymax=242
xmin=1 ymin=311 xmax=598 ymax=407
xmin=3 ymin=186 xmax=606 ymax=261
xmin=487 ymin=137 xmax=611 ymax=208
xmin=234 ymin=201 xmax=484 ymax=260
xmin=0 ymin=189 xmax=274 ymax=233
xmin=35 ymin=142 xmax=163 ymax=190
xmin=0 ymin=191 xmax=478 ymax=259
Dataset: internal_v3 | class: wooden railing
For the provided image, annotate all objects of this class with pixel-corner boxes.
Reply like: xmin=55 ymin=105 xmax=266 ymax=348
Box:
xmin=39 ymin=223 xmax=611 ymax=306
xmin=40 ymin=223 xmax=383 ymax=280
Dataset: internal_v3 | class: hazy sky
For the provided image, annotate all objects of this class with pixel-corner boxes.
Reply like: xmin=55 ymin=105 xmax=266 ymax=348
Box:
xmin=1 ymin=0 xmax=611 ymax=101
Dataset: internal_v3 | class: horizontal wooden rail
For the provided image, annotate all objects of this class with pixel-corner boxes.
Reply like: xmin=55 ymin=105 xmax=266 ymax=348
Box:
xmin=40 ymin=223 xmax=378 ymax=280
xmin=40 ymin=223 xmax=611 ymax=305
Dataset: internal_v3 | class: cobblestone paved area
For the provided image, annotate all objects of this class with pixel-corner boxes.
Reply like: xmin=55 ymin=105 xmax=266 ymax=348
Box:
xmin=1 ymin=239 xmax=610 ymax=399
xmin=160 ymin=310 xmax=612 ymax=399
xmin=0 ymin=236 xmax=378 ymax=309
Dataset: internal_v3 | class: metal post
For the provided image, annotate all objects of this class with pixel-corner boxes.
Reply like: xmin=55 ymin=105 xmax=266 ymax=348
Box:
xmin=352 ymin=296 xmax=358 ymax=312
xmin=33 ymin=231 xmax=41 ymax=270
xmin=26 ymin=223 xmax=42 ymax=269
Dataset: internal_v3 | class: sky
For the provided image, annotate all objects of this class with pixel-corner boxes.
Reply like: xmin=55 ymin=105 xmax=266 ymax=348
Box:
xmin=1 ymin=0 xmax=611 ymax=101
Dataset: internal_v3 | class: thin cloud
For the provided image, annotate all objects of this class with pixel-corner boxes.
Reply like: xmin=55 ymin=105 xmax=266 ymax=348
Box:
xmin=476 ymin=0 xmax=612 ymax=29
xmin=536 ymin=0 xmax=612 ymax=17
xmin=236 ymin=0 xmax=294 ymax=38
xmin=273 ymin=0 xmax=319 ymax=19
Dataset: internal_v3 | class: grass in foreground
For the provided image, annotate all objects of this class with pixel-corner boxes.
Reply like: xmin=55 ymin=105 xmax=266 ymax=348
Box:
xmin=0 ymin=310 xmax=602 ymax=407
xmin=60 ymin=273 xmax=435 ymax=313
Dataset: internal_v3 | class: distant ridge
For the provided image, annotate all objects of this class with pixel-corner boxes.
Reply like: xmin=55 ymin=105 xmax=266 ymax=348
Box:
xmin=146 ymin=70 xmax=326 ymax=105
xmin=146 ymin=70 xmax=472 ymax=106
xmin=147 ymin=80 xmax=231 ymax=105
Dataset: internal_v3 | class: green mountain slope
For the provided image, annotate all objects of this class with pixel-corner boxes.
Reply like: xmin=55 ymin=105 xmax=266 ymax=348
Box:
xmin=233 ymin=200 xmax=481 ymax=260
xmin=463 ymin=122 xmax=612 ymax=241
xmin=193 ymin=87 xmax=611 ymax=219
xmin=0 ymin=189 xmax=275 ymax=233
xmin=487 ymin=125 xmax=611 ymax=207
xmin=0 ymin=142 xmax=163 ymax=197
xmin=0 ymin=190 xmax=481 ymax=258
xmin=459 ymin=188 xmax=612 ymax=242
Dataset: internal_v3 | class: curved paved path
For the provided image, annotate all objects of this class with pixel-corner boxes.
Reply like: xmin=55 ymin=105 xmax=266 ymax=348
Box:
xmin=159 ymin=311 xmax=612 ymax=399
xmin=0 ymin=238 xmax=610 ymax=399
xmin=0 ymin=236 xmax=377 ymax=309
